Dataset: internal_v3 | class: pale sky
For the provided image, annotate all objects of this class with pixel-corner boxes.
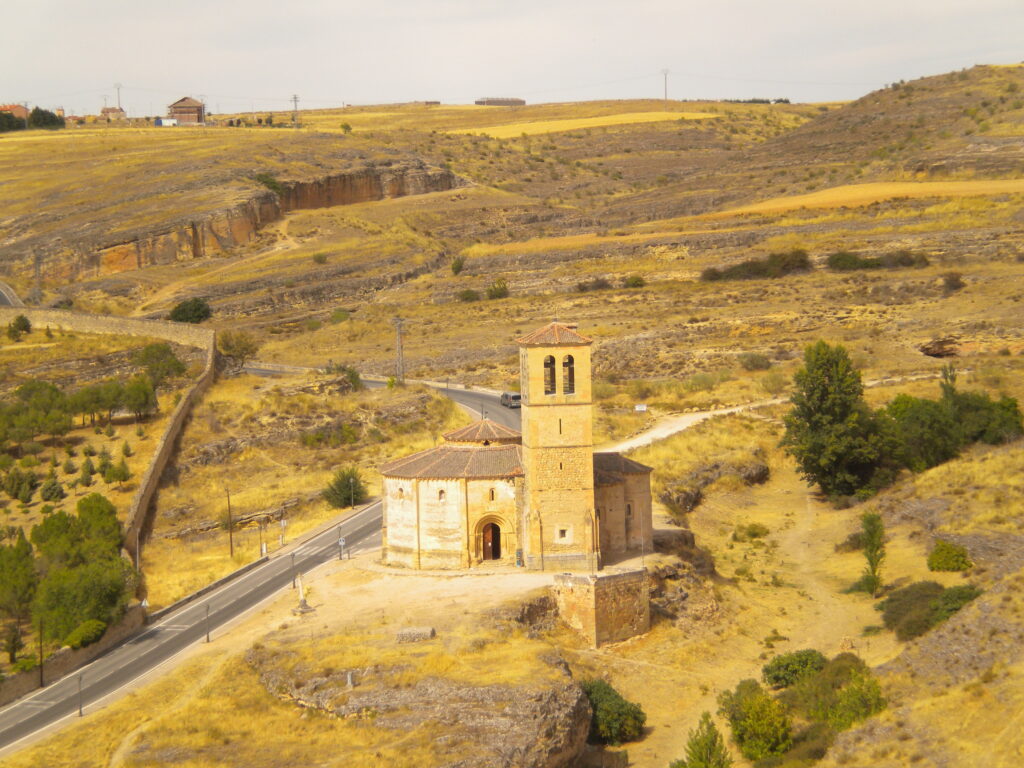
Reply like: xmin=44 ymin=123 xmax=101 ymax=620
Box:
xmin=3 ymin=0 xmax=1021 ymax=116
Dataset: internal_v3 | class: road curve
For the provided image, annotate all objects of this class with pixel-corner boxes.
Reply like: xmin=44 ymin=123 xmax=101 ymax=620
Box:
xmin=0 ymin=381 xmax=515 ymax=755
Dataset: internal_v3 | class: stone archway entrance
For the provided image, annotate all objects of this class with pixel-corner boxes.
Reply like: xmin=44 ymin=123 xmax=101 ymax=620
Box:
xmin=482 ymin=522 xmax=502 ymax=560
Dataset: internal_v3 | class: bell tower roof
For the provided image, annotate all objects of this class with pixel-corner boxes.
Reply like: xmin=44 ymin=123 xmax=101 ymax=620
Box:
xmin=516 ymin=322 xmax=592 ymax=346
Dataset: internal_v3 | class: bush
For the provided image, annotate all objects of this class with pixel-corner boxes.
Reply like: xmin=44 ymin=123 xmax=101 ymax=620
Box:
xmin=942 ymin=272 xmax=965 ymax=292
xmin=877 ymin=581 xmax=981 ymax=640
xmin=580 ymin=678 xmax=646 ymax=745
xmin=576 ymin=277 xmax=613 ymax=292
xmin=826 ymin=250 xmax=927 ymax=271
xmin=456 ymin=289 xmax=480 ymax=302
xmin=169 ymin=297 xmax=212 ymax=324
xmin=885 ymin=394 xmax=961 ymax=472
xmin=11 ymin=315 xmax=31 ymax=334
xmin=450 ymin=255 xmax=465 ymax=275
xmin=486 ymin=278 xmax=509 ymax=299
xmin=322 ymin=466 xmax=367 ymax=508
xmin=717 ymin=679 xmax=791 ymax=761
xmin=738 ymin=352 xmax=772 ymax=371
xmin=312 ymin=252 xmax=328 ymax=264
xmin=762 ymin=649 xmax=827 ymax=689
xmin=701 ymin=249 xmax=810 ymax=282
xmin=623 ymin=274 xmax=646 ymax=288
xmin=781 ymin=653 xmax=884 ymax=730
xmin=927 ymin=539 xmax=972 ymax=571
xmin=64 ymin=619 xmax=107 ymax=649
xmin=255 ymin=172 xmax=284 ymax=195
xmin=218 ymin=330 xmax=260 ymax=363
xmin=670 ymin=711 xmax=733 ymax=768
xmin=732 ymin=523 xmax=769 ymax=542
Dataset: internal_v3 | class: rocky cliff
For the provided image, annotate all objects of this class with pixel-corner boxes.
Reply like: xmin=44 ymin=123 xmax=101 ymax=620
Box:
xmin=42 ymin=163 xmax=460 ymax=284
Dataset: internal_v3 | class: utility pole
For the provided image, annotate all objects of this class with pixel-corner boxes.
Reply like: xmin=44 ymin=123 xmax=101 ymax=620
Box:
xmin=22 ymin=102 xmax=29 ymax=129
xmin=226 ymin=489 xmax=234 ymax=558
xmin=661 ymin=69 xmax=669 ymax=104
xmin=393 ymin=317 xmax=406 ymax=385
xmin=291 ymin=94 xmax=299 ymax=127
xmin=114 ymin=82 xmax=122 ymax=110
xmin=38 ymin=619 xmax=44 ymax=687
xmin=78 ymin=674 xmax=83 ymax=717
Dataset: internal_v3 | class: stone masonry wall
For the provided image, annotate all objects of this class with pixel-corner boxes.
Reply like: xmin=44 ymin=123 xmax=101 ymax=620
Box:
xmin=552 ymin=569 xmax=650 ymax=648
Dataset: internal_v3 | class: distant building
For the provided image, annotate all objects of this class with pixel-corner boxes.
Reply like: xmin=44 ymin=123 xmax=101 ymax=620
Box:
xmin=167 ymin=97 xmax=205 ymax=125
xmin=100 ymin=106 xmax=127 ymax=121
xmin=475 ymin=97 xmax=526 ymax=107
xmin=0 ymin=104 xmax=29 ymax=121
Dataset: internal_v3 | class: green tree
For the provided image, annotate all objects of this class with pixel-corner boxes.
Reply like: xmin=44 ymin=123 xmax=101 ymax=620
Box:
xmin=885 ymin=394 xmax=960 ymax=471
xmin=133 ymin=343 xmax=185 ymax=387
xmin=927 ymin=539 xmax=972 ymax=572
xmin=859 ymin=512 xmax=885 ymax=596
xmin=762 ymin=649 xmax=827 ymax=689
xmin=717 ymin=680 xmax=792 ymax=761
xmin=781 ymin=341 xmax=894 ymax=497
xmin=0 ymin=529 xmax=37 ymax=624
xmin=323 ymin=466 xmax=367 ymax=508
xmin=218 ymin=329 xmax=260 ymax=363
xmin=123 ymin=375 xmax=157 ymax=419
xmin=11 ymin=315 xmax=32 ymax=334
xmin=2 ymin=622 xmax=25 ymax=664
xmin=580 ymin=678 xmax=647 ymax=745
xmin=28 ymin=107 xmax=64 ymax=129
xmin=32 ymin=558 xmax=134 ymax=642
xmin=670 ymin=712 xmax=733 ymax=768
xmin=39 ymin=470 xmax=65 ymax=502
xmin=169 ymin=297 xmax=212 ymax=324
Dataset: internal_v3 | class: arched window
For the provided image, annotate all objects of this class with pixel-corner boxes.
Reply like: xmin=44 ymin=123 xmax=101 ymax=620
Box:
xmin=438 ymin=489 xmax=446 ymax=502
xmin=543 ymin=355 xmax=556 ymax=394
xmin=562 ymin=355 xmax=575 ymax=394
xmin=489 ymin=488 xmax=496 ymax=501
xmin=398 ymin=487 xmax=405 ymax=499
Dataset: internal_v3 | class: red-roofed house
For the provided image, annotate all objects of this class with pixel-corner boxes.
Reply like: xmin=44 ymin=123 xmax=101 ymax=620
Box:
xmin=0 ymin=104 xmax=28 ymax=121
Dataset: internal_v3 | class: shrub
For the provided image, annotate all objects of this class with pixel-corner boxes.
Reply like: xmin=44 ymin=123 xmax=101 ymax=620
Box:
xmin=834 ymin=531 xmax=864 ymax=553
xmin=877 ymin=581 xmax=981 ymax=640
xmin=169 ymin=297 xmax=212 ymax=324
xmin=580 ymin=678 xmax=646 ymax=745
xmin=312 ymin=252 xmax=328 ymax=264
xmin=885 ymin=394 xmax=961 ymax=472
xmin=623 ymin=274 xmax=646 ymax=288
xmin=701 ymin=249 xmax=810 ymax=282
xmin=64 ymin=619 xmax=107 ymax=649
xmin=931 ymin=584 xmax=983 ymax=623
xmin=927 ymin=539 xmax=972 ymax=571
xmin=486 ymin=278 xmax=509 ymax=299
xmin=450 ymin=255 xmax=465 ymax=275
xmin=322 ymin=466 xmax=367 ymax=508
xmin=255 ymin=172 xmax=285 ymax=195
xmin=670 ymin=711 xmax=733 ymax=768
xmin=717 ymin=679 xmax=791 ymax=760
xmin=576 ymin=277 xmax=613 ymax=292
xmin=732 ymin=523 xmax=769 ymax=542
xmin=762 ymin=649 xmax=827 ymax=689
xmin=457 ymin=289 xmax=480 ymax=302
xmin=942 ymin=271 xmax=965 ymax=292
xmin=738 ymin=352 xmax=772 ymax=371
xmin=11 ymin=315 xmax=31 ymax=334
xmin=782 ymin=653 xmax=881 ymax=728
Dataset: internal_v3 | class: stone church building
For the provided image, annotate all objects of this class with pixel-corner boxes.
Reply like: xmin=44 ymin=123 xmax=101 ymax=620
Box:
xmin=380 ymin=322 xmax=653 ymax=571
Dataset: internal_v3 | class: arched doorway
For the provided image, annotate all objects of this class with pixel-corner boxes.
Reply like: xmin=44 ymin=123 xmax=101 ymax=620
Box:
xmin=482 ymin=522 xmax=502 ymax=560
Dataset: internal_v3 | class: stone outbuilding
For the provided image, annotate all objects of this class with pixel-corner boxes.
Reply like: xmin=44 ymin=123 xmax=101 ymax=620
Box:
xmin=168 ymin=97 xmax=205 ymax=125
xmin=380 ymin=322 xmax=653 ymax=572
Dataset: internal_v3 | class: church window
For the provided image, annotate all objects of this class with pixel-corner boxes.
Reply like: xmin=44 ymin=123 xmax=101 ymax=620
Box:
xmin=543 ymin=355 xmax=556 ymax=394
xmin=558 ymin=418 xmax=562 ymax=435
xmin=398 ymin=487 xmax=405 ymax=499
xmin=438 ymin=489 xmax=446 ymax=502
xmin=489 ymin=488 xmax=495 ymax=501
xmin=626 ymin=504 xmax=632 ymax=517
xmin=562 ymin=355 xmax=575 ymax=394
xmin=559 ymin=462 xmax=563 ymax=470
xmin=558 ymin=528 xmax=569 ymax=540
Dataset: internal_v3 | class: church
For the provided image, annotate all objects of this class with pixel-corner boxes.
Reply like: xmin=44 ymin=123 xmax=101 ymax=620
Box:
xmin=380 ymin=322 xmax=653 ymax=571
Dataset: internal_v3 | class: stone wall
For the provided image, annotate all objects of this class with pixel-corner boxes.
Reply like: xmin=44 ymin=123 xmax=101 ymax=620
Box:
xmin=552 ymin=569 xmax=650 ymax=648
xmin=0 ymin=307 xmax=218 ymax=563
xmin=0 ymin=604 xmax=146 ymax=707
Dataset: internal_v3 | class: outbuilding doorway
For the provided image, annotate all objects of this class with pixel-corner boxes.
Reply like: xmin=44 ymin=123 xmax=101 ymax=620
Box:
xmin=482 ymin=523 xmax=502 ymax=560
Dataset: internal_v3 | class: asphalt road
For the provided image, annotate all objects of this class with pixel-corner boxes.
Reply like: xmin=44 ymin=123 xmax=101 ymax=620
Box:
xmin=0 ymin=380 xmax=514 ymax=754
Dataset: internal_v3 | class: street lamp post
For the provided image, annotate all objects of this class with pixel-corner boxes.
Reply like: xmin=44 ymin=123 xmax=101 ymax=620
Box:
xmin=78 ymin=674 xmax=83 ymax=717
xmin=205 ymin=604 xmax=210 ymax=643
xmin=291 ymin=552 xmax=296 ymax=588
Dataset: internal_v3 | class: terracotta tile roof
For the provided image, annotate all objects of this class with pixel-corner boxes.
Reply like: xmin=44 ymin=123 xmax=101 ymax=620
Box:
xmin=169 ymin=97 xmax=204 ymax=107
xmin=381 ymin=444 xmax=523 ymax=480
xmin=443 ymin=419 xmax=521 ymax=445
xmin=593 ymin=452 xmax=653 ymax=475
xmin=516 ymin=322 xmax=593 ymax=346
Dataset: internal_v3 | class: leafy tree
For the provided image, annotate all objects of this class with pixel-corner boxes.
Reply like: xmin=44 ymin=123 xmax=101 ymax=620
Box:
xmin=123 ymin=375 xmax=157 ymax=419
xmin=133 ymin=343 xmax=185 ymax=387
xmin=717 ymin=679 xmax=791 ymax=761
xmin=781 ymin=342 xmax=894 ymax=497
xmin=670 ymin=712 xmax=733 ymax=768
xmin=96 ymin=379 xmax=126 ymax=422
xmin=2 ymin=622 xmax=25 ymax=664
xmin=0 ymin=110 xmax=24 ymax=133
xmin=30 ymin=510 xmax=83 ymax=568
xmin=218 ymin=330 xmax=259 ymax=363
xmin=39 ymin=471 xmax=65 ymax=502
xmin=0 ymin=529 xmax=37 ymax=624
xmin=762 ymin=649 xmax=827 ymax=689
xmin=6 ymin=323 xmax=22 ymax=342
xmin=885 ymin=394 xmax=960 ymax=471
xmin=76 ymin=493 xmax=122 ymax=555
xmin=28 ymin=107 xmax=64 ymax=129
xmin=859 ymin=512 xmax=885 ymax=597
xmin=32 ymin=558 xmax=134 ymax=642
xmin=169 ymin=297 xmax=212 ymax=324
xmin=10 ymin=315 xmax=31 ymax=334
xmin=323 ymin=466 xmax=367 ymax=508
xmin=580 ymin=678 xmax=647 ymax=745
xmin=104 ymin=459 xmax=131 ymax=487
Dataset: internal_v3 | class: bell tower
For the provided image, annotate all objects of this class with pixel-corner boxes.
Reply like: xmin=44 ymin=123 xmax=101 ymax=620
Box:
xmin=517 ymin=322 xmax=597 ymax=571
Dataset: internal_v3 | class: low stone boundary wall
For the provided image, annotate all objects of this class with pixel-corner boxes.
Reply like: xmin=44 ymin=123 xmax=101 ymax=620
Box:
xmin=0 ymin=604 xmax=147 ymax=708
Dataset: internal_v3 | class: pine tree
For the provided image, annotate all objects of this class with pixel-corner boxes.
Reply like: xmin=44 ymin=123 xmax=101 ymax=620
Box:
xmin=670 ymin=712 xmax=733 ymax=768
xmin=322 ymin=466 xmax=367 ymax=508
xmin=860 ymin=512 xmax=885 ymax=596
